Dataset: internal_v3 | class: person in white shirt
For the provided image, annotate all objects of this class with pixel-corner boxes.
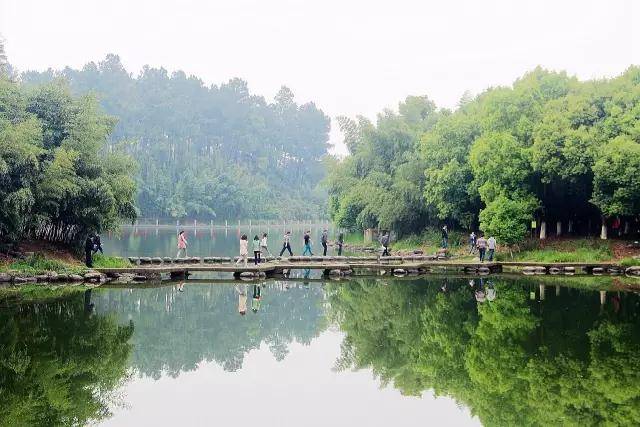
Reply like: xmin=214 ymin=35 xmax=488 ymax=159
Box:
xmin=235 ymin=234 xmax=249 ymax=267
xmin=487 ymin=236 xmax=497 ymax=261
xmin=279 ymin=231 xmax=293 ymax=257
xmin=260 ymin=233 xmax=272 ymax=257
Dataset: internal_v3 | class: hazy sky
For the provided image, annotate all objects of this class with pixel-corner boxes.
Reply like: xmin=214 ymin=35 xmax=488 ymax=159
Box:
xmin=1 ymin=0 xmax=638 ymax=152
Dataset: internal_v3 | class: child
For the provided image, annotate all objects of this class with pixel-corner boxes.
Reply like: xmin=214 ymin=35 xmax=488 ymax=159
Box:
xmin=235 ymin=234 xmax=248 ymax=267
xmin=252 ymin=235 xmax=261 ymax=265
xmin=337 ymin=232 xmax=344 ymax=256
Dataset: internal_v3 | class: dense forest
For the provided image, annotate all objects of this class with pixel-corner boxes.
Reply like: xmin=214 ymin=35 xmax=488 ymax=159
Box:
xmin=0 ymin=48 xmax=137 ymax=244
xmin=327 ymin=278 xmax=640 ymax=426
xmin=328 ymin=67 xmax=640 ymax=244
xmin=21 ymin=54 xmax=331 ymax=220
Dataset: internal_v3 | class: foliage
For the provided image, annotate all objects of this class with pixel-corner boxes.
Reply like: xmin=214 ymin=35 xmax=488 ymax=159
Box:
xmin=3 ymin=254 xmax=86 ymax=275
xmin=0 ymin=76 xmax=137 ymax=245
xmin=479 ymin=194 xmax=538 ymax=246
xmin=620 ymin=257 xmax=640 ymax=267
xmin=329 ymin=66 xmax=640 ymax=244
xmin=92 ymin=254 xmax=132 ymax=268
xmin=591 ymin=136 xmax=640 ymax=217
xmin=22 ymin=55 xmax=331 ymax=220
xmin=327 ymin=96 xmax=439 ymax=236
xmin=0 ymin=290 xmax=134 ymax=426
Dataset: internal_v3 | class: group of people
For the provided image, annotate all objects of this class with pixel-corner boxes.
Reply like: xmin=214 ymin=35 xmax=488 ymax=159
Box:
xmin=84 ymin=234 xmax=103 ymax=267
xmin=468 ymin=231 xmax=497 ymax=261
xmin=440 ymin=225 xmax=497 ymax=262
xmin=234 ymin=229 xmax=345 ymax=267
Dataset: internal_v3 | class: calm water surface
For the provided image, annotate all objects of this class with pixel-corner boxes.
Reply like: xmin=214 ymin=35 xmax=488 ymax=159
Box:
xmin=2 ymin=236 xmax=640 ymax=426
xmin=102 ymin=225 xmax=340 ymax=258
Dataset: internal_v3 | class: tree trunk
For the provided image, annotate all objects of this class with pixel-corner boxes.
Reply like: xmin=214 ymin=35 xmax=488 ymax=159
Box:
xmin=540 ymin=221 xmax=547 ymax=240
xmin=568 ymin=220 xmax=573 ymax=234
xmin=624 ymin=221 xmax=630 ymax=235
xmin=600 ymin=217 xmax=608 ymax=240
xmin=556 ymin=221 xmax=562 ymax=237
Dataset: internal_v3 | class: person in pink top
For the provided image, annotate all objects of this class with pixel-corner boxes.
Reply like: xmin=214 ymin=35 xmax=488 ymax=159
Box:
xmin=176 ymin=230 xmax=188 ymax=258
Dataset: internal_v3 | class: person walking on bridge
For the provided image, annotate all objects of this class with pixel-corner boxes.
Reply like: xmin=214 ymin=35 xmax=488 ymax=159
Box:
xmin=279 ymin=231 xmax=293 ymax=257
xmin=337 ymin=232 xmax=344 ymax=256
xmin=260 ymin=233 xmax=272 ymax=259
xmin=476 ymin=234 xmax=488 ymax=262
xmin=321 ymin=229 xmax=328 ymax=256
xmin=236 ymin=234 xmax=249 ymax=267
xmin=252 ymin=235 xmax=261 ymax=265
xmin=487 ymin=236 xmax=497 ymax=261
xmin=468 ymin=231 xmax=476 ymax=254
xmin=303 ymin=231 xmax=313 ymax=256
xmin=176 ymin=230 xmax=188 ymax=258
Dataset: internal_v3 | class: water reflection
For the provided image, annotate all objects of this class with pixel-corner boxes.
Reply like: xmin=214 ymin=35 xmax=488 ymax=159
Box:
xmin=326 ymin=277 xmax=640 ymax=426
xmin=0 ymin=292 xmax=133 ymax=426
xmin=1 ymin=276 xmax=639 ymax=426
xmin=102 ymin=226 xmax=337 ymax=258
xmin=92 ymin=281 xmax=326 ymax=377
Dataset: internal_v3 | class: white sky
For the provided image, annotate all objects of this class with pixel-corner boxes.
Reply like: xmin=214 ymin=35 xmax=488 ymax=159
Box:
xmin=1 ymin=0 xmax=638 ymax=153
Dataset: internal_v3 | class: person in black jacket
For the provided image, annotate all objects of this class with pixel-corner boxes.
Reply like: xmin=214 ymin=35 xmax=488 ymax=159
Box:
xmin=321 ymin=229 xmax=328 ymax=256
xmin=92 ymin=234 xmax=103 ymax=254
xmin=85 ymin=235 xmax=94 ymax=268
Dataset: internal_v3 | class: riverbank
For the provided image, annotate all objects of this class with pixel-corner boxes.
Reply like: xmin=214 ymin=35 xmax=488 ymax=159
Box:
xmin=343 ymin=233 xmax=640 ymax=265
xmin=0 ymin=241 xmax=131 ymax=285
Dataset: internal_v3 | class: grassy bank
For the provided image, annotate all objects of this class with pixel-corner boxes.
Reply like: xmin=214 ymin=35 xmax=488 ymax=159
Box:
xmin=0 ymin=251 xmax=130 ymax=276
xmin=495 ymin=239 xmax=614 ymax=262
xmin=341 ymin=229 xmax=639 ymax=264
xmin=92 ymin=254 xmax=132 ymax=268
xmin=0 ymin=254 xmax=87 ymax=275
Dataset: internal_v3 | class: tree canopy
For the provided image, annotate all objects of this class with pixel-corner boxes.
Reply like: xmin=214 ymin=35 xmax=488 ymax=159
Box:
xmin=0 ymin=75 xmax=137 ymax=244
xmin=328 ymin=67 xmax=640 ymax=241
xmin=22 ymin=55 xmax=332 ymax=220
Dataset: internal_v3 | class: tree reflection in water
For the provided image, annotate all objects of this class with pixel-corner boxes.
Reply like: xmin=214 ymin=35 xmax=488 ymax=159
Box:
xmin=0 ymin=289 xmax=134 ymax=426
xmin=92 ymin=281 xmax=327 ymax=378
xmin=326 ymin=277 xmax=640 ymax=426
xmin=3 ymin=277 xmax=638 ymax=426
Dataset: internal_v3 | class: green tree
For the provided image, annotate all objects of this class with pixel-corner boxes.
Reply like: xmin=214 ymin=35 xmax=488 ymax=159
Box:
xmin=591 ymin=136 xmax=640 ymax=218
xmin=0 ymin=77 xmax=137 ymax=244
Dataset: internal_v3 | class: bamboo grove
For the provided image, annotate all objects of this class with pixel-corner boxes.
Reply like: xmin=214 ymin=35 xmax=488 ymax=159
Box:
xmin=327 ymin=67 xmax=640 ymax=245
xmin=0 ymin=74 xmax=137 ymax=244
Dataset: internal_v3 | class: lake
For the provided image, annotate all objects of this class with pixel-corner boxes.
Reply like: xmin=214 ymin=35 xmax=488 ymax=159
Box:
xmin=102 ymin=224 xmax=340 ymax=258
xmin=1 ymin=232 xmax=639 ymax=426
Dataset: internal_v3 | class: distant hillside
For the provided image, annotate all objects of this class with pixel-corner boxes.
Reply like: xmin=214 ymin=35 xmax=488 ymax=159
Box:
xmin=23 ymin=54 xmax=331 ymax=220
